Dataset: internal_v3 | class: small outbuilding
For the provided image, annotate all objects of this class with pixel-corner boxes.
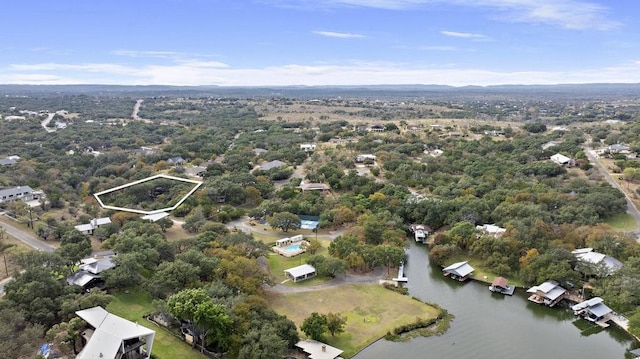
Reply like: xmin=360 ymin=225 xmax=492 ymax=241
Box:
xmin=284 ymin=264 xmax=317 ymax=283
xmin=571 ymin=297 xmax=612 ymax=325
xmin=527 ymin=280 xmax=566 ymax=307
xmin=442 ymin=261 xmax=474 ymax=281
xmin=489 ymin=276 xmax=515 ymax=295
xmin=295 ymin=339 xmax=343 ymax=359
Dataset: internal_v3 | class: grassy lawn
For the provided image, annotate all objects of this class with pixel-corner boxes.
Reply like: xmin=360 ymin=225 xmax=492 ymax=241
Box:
xmin=604 ymin=213 xmax=638 ymax=231
xmin=107 ymin=290 xmax=208 ymax=359
xmin=267 ymin=284 xmax=440 ymax=357
xmin=445 ymin=255 xmax=525 ymax=288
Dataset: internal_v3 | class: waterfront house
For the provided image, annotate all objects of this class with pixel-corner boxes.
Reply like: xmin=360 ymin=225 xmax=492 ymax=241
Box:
xmin=571 ymin=297 xmax=612 ymax=325
xmin=527 ymin=280 xmax=566 ymax=307
xmin=284 ymin=264 xmax=317 ymax=283
xmin=76 ymin=306 xmax=155 ymax=359
xmin=489 ymin=276 xmax=516 ymax=295
xmin=409 ymin=224 xmax=431 ymax=243
xmin=443 ymin=261 xmax=474 ymax=281
xmin=571 ymin=247 xmax=622 ymax=276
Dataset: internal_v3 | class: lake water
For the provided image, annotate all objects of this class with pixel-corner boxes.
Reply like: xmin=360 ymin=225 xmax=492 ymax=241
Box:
xmin=354 ymin=241 xmax=637 ymax=359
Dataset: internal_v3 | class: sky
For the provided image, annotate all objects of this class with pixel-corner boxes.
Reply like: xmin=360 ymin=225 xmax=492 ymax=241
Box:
xmin=2 ymin=0 xmax=640 ymax=87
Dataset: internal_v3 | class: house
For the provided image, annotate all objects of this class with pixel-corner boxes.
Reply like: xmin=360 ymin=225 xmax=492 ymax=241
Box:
xmin=141 ymin=212 xmax=170 ymax=222
xmin=442 ymin=261 xmax=474 ymax=281
xmin=167 ymin=156 xmax=185 ymax=165
xmin=489 ymin=276 xmax=516 ymax=295
xmin=571 ymin=297 xmax=612 ymax=325
xmin=76 ymin=306 xmax=155 ymax=359
xmin=527 ymin=280 xmax=566 ymax=307
xmin=355 ymin=154 xmax=377 ymax=164
xmin=284 ymin=264 xmax=317 ymax=283
xmin=74 ymin=217 xmax=112 ymax=235
xmin=0 ymin=186 xmax=44 ymax=203
xmin=550 ymin=153 xmax=572 ymax=166
xmin=66 ymin=254 xmax=116 ymax=290
xmin=571 ymin=248 xmax=622 ymax=275
xmin=369 ymin=124 xmax=386 ymax=132
xmin=0 ymin=158 xmax=16 ymax=166
xmin=298 ymin=182 xmax=331 ymax=194
xmin=295 ymin=339 xmax=343 ymax=359
xmin=608 ymin=144 xmax=630 ymax=153
xmin=132 ymin=147 xmax=158 ymax=155
xmin=409 ymin=224 xmax=431 ymax=243
xmin=258 ymin=160 xmax=287 ymax=171
xmin=300 ymin=144 xmax=316 ymax=152
xmin=476 ymin=224 xmax=506 ymax=237
xmin=541 ymin=140 xmax=562 ymax=150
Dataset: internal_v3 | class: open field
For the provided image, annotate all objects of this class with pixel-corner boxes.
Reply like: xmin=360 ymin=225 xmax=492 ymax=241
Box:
xmin=107 ymin=290 xmax=208 ymax=359
xmin=267 ymin=284 xmax=440 ymax=357
xmin=604 ymin=213 xmax=638 ymax=231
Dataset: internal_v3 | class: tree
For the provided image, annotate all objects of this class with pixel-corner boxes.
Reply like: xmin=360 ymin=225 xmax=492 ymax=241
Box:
xmin=237 ymin=324 xmax=287 ymax=359
xmin=0 ymin=308 xmax=44 ymax=358
xmin=157 ymin=217 xmax=174 ymax=232
xmin=301 ymin=312 xmax=328 ymax=340
xmin=303 ymin=238 xmax=322 ymax=255
xmin=266 ymin=212 xmax=301 ymax=232
xmin=325 ymin=312 xmax=347 ymax=336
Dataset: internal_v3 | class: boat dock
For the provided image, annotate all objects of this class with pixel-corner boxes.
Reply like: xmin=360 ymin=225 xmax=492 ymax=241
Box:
xmin=393 ymin=262 xmax=408 ymax=282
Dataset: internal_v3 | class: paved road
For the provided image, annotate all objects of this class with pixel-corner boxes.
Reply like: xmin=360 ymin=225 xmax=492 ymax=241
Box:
xmin=0 ymin=219 xmax=55 ymax=252
xmin=583 ymin=139 xmax=640 ymax=237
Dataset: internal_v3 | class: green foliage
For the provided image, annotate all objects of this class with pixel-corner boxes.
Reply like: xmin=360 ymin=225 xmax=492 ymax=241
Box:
xmin=0 ymin=307 xmax=45 ymax=359
xmin=301 ymin=312 xmax=328 ymax=341
xmin=266 ymin=211 xmax=301 ymax=232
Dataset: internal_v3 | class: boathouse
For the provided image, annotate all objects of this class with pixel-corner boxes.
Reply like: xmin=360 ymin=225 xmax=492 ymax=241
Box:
xmin=527 ymin=280 xmax=566 ymax=307
xmin=443 ymin=261 xmax=474 ymax=281
xmin=571 ymin=297 xmax=613 ymax=324
xmin=489 ymin=276 xmax=515 ymax=295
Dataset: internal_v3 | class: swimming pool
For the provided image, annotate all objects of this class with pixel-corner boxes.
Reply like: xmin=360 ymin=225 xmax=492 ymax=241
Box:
xmin=284 ymin=243 xmax=302 ymax=252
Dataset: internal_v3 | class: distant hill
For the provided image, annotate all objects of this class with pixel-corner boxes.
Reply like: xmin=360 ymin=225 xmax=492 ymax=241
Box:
xmin=1 ymin=83 xmax=639 ymax=100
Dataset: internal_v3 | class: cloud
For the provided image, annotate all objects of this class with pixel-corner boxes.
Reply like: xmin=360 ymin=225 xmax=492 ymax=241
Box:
xmin=441 ymin=30 xmax=486 ymax=39
xmin=5 ymin=59 xmax=640 ymax=86
xmin=269 ymin=0 xmax=618 ymax=30
xmin=313 ymin=31 xmax=365 ymax=38
xmin=112 ymin=50 xmax=184 ymax=58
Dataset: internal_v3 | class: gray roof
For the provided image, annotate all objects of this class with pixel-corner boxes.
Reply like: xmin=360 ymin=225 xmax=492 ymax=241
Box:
xmin=0 ymin=186 xmax=34 ymax=198
xmin=0 ymin=158 xmax=16 ymax=165
xmin=67 ymin=271 xmax=100 ymax=287
xmin=572 ymin=297 xmax=612 ymax=318
xmin=527 ymin=280 xmax=566 ymax=300
xmin=80 ymin=257 xmax=116 ymax=274
xmin=443 ymin=261 xmax=474 ymax=277
xmin=259 ymin=160 xmax=287 ymax=171
xmin=76 ymin=306 xmax=155 ymax=359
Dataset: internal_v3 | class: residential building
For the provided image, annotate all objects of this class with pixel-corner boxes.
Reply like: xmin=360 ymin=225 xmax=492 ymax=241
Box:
xmin=295 ymin=339 xmax=343 ymax=359
xmin=66 ymin=254 xmax=116 ymax=290
xmin=571 ymin=297 xmax=612 ymax=324
xmin=550 ymin=153 xmax=572 ymax=166
xmin=76 ymin=306 xmax=155 ymax=359
xmin=300 ymin=144 xmax=316 ymax=152
xmin=476 ymin=224 xmax=506 ymax=237
xmin=572 ymin=248 xmax=622 ymax=275
xmin=75 ymin=217 xmax=112 ymax=234
xmin=0 ymin=186 xmax=44 ymax=203
xmin=284 ymin=264 xmax=317 ymax=283
xmin=258 ymin=160 xmax=287 ymax=171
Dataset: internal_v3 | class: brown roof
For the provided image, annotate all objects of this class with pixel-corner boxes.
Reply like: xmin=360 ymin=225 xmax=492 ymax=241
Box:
xmin=491 ymin=276 xmax=508 ymax=288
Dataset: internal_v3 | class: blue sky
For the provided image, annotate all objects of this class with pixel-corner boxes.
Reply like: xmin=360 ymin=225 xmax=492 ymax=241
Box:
xmin=2 ymin=0 xmax=640 ymax=86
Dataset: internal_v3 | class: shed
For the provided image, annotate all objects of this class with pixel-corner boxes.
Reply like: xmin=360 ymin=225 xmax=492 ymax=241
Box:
xmin=284 ymin=264 xmax=317 ymax=283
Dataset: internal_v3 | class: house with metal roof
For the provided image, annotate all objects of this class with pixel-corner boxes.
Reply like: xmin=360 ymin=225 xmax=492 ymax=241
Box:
xmin=296 ymin=339 xmax=343 ymax=359
xmin=258 ymin=159 xmax=287 ymax=171
xmin=527 ymin=280 xmax=566 ymax=307
xmin=0 ymin=186 xmax=44 ymax=203
xmin=550 ymin=153 xmax=572 ymax=166
xmin=572 ymin=247 xmax=622 ymax=276
xmin=74 ymin=217 xmax=112 ymax=234
xmin=76 ymin=306 xmax=154 ymax=359
xmin=476 ymin=224 xmax=506 ymax=237
xmin=571 ymin=297 xmax=612 ymax=325
xmin=284 ymin=264 xmax=317 ymax=283
xmin=67 ymin=255 xmax=116 ymax=289
xmin=442 ymin=261 xmax=474 ymax=282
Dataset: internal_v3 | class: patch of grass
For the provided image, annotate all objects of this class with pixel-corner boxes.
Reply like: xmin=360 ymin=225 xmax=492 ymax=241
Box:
xmin=267 ymin=240 xmax=332 ymax=286
xmin=107 ymin=289 xmax=208 ymax=359
xmin=603 ymin=213 xmax=637 ymax=231
xmin=266 ymin=284 xmax=440 ymax=357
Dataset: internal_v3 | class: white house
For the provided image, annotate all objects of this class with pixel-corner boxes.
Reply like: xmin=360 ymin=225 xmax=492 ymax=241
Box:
xmin=527 ymin=280 xmax=566 ymax=307
xmin=300 ymin=144 xmax=317 ymax=152
xmin=476 ymin=224 xmax=506 ymax=237
xmin=76 ymin=306 xmax=155 ymax=359
xmin=550 ymin=153 xmax=572 ymax=166
xmin=571 ymin=297 xmax=612 ymax=323
xmin=295 ymin=339 xmax=343 ymax=359
xmin=75 ymin=217 xmax=112 ymax=234
xmin=0 ymin=186 xmax=44 ymax=203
